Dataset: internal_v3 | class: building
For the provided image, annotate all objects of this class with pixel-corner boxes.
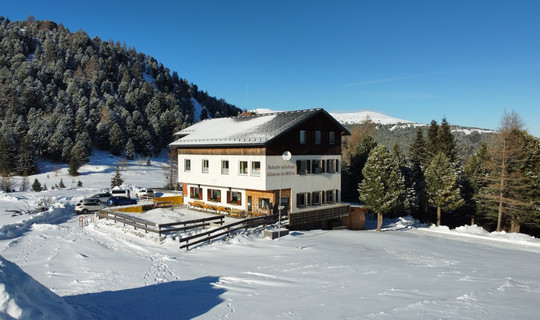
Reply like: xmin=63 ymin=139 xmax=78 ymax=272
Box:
xmin=169 ymin=108 xmax=351 ymax=228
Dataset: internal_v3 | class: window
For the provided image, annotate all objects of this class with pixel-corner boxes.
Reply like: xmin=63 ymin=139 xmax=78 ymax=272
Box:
xmin=239 ymin=161 xmax=248 ymax=175
xmin=312 ymin=160 xmax=322 ymax=174
xmin=327 ymin=159 xmax=335 ymax=173
xmin=258 ymin=198 xmax=270 ymax=210
xmin=202 ymin=159 xmax=209 ymax=173
xmin=227 ymin=191 xmax=242 ymax=205
xmin=208 ymin=189 xmax=221 ymax=202
xmin=190 ymin=186 xmax=201 ymax=199
xmin=296 ymin=160 xmax=311 ymax=175
xmin=184 ymin=159 xmax=191 ymax=172
xmin=296 ymin=192 xmax=312 ymax=208
xmin=299 ymin=130 xmax=306 ymax=144
xmin=251 ymin=161 xmax=261 ymax=176
xmin=314 ymin=131 xmax=321 ymax=144
xmin=326 ymin=190 xmax=334 ymax=203
xmin=329 ymin=131 xmax=335 ymax=145
xmin=221 ymin=160 xmax=229 ymax=174
xmin=296 ymin=193 xmax=306 ymax=208
xmin=312 ymin=191 xmax=321 ymax=205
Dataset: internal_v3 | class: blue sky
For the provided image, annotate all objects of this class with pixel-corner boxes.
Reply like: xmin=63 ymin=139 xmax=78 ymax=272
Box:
xmin=3 ymin=0 xmax=540 ymax=136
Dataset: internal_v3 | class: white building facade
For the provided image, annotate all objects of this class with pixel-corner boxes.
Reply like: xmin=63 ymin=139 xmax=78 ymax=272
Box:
xmin=170 ymin=109 xmax=350 ymax=223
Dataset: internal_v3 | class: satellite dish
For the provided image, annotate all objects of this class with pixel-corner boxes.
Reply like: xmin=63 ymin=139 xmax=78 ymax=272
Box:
xmin=282 ymin=151 xmax=292 ymax=161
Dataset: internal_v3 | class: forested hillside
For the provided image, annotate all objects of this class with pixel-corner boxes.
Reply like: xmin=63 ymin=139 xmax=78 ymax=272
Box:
xmin=342 ymin=115 xmax=540 ymax=236
xmin=345 ymin=122 xmax=495 ymax=161
xmin=0 ymin=17 xmax=240 ymax=176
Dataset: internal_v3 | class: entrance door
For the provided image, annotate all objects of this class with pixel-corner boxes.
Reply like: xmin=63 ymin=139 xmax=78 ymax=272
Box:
xmin=247 ymin=196 xmax=252 ymax=212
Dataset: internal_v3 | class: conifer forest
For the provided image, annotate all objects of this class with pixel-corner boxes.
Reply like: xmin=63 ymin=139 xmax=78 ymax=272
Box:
xmin=342 ymin=115 xmax=540 ymax=236
xmin=0 ymin=17 xmax=239 ymax=176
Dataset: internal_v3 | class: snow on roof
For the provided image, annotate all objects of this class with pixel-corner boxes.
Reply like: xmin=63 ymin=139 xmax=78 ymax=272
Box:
xmin=170 ymin=108 xmax=325 ymax=147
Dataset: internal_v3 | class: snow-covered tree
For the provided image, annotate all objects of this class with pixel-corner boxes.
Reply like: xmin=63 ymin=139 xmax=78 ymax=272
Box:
xmin=425 ymin=152 xmax=463 ymax=226
xmin=359 ymin=145 xmax=405 ymax=231
xmin=32 ymin=178 xmax=42 ymax=192
xmin=426 ymin=120 xmax=439 ymax=160
xmin=125 ymin=139 xmax=135 ymax=160
xmin=409 ymin=127 xmax=427 ymax=166
xmin=109 ymin=123 xmax=124 ymax=156
xmin=342 ymin=135 xmax=377 ymax=202
xmin=463 ymin=142 xmax=491 ymax=225
xmin=111 ymin=163 xmax=124 ymax=188
xmin=439 ymin=118 xmax=458 ymax=163
xmin=17 ymin=135 xmax=37 ymax=175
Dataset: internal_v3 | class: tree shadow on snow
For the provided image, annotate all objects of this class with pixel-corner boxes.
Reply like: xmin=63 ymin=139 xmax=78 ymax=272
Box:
xmin=65 ymin=277 xmax=226 ymax=320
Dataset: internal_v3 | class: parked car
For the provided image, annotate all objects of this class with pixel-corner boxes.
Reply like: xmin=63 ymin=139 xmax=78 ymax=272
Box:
xmin=136 ymin=188 xmax=155 ymax=199
xmin=111 ymin=188 xmax=130 ymax=198
xmin=108 ymin=196 xmax=137 ymax=207
xmin=87 ymin=192 xmax=112 ymax=203
xmin=75 ymin=198 xmax=105 ymax=214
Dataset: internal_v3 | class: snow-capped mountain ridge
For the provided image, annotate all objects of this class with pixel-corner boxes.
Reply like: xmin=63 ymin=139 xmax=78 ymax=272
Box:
xmin=251 ymin=108 xmax=411 ymax=125
xmin=329 ymin=111 xmax=412 ymax=125
xmin=251 ymin=108 xmax=494 ymax=134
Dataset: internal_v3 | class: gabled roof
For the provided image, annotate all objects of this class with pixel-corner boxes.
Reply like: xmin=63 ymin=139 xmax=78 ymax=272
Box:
xmin=169 ymin=108 xmax=350 ymax=148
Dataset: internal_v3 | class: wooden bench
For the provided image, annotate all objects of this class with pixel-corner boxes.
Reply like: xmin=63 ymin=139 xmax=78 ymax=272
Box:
xmin=188 ymin=200 xmax=205 ymax=210
xmin=213 ymin=205 xmax=230 ymax=215
xmin=248 ymin=211 xmax=268 ymax=217
xmin=229 ymin=209 xmax=246 ymax=218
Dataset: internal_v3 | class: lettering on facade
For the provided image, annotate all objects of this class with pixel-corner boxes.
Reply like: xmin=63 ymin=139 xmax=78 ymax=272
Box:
xmin=266 ymin=164 xmax=296 ymax=176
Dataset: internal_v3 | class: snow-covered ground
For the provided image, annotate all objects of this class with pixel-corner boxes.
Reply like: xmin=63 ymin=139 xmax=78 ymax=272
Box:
xmin=1 ymin=151 xmax=540 ymax=319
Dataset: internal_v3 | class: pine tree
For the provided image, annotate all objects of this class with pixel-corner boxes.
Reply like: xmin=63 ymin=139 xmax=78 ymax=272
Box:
xmin=438 ymin=118 xmax=457 ymax=163
xmin=408 ymin=127 xmax=429 ymax=221
xmin=391 ymin=143 xmax=412 ymax=216
xmin=95 ymin=121 xmax=110 ymax=150
xmin=425 ymin=152 xmax=463 ymax=226
xmin=125 ymin=138 xmax=135 ymax=160
xmin=520 ymin=132 xmax=540 ymax=231
xmin=73 ymin=138 xmax=90 ymax=164
xmin=17 ymin=135 xmax=37 ymax=175
xmin=343 ymin=136 xmax=377 ymax=202
xmin=111 ymin=162 xmax=124 ymax=188
xmin=68 ymin=154 xmax=80 ymax=176
xmin=0 ymin=135 xmax=9 ymax=175
xmin=109 ymin=123 xmax=124 ymax=156
xmin=0 ymin=127 xmax=19 ymax=173
xmin=426 ymin=120 xmax=439 ymax=160
xmin=32 ymin=178 xmax=42 ymax=192
xmin=409 ymin=127 xmax=427 ymax=166
xmin=358 ymin=145 xmax=405 ymax=231
xmin=463 ymin=142 xmax=491 ymax=225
